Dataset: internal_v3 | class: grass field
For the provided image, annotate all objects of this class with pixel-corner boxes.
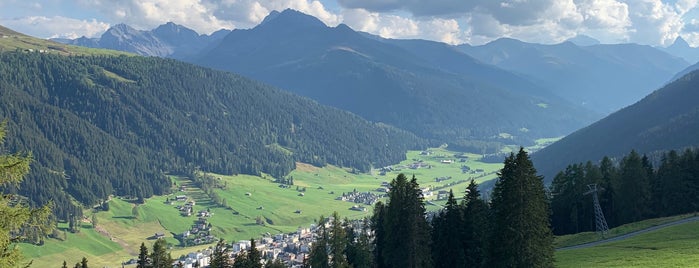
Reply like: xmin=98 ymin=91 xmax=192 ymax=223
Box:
xmin=555 ymin=213 xmax=698 ymax=248
xmin=556 ymin=220 xmax=699 ymax=267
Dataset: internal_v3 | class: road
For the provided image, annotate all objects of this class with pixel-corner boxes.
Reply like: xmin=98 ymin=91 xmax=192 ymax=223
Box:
xmin=557 ymin=215 xmax=699 ymax=251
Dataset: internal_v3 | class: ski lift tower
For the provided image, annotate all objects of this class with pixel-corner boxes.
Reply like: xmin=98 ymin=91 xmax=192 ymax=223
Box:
xmin=584 ymin=184 xmax=610 ymax=236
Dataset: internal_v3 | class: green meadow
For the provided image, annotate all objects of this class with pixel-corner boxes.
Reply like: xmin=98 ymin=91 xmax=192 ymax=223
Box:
xmin=556 ymin=220 xmax=699 ymax=267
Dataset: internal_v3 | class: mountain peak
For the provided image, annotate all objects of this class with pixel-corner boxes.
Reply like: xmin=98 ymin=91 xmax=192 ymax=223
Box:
xmin=565 ymin=34 xmax=600 ymax=46
xmin=669 ymin=36 xmax=690 ymax=49
xmin=257 ymin=9 xmax=326 ymax=29
xmin=153 ymin=22 xmax=199 ymax=39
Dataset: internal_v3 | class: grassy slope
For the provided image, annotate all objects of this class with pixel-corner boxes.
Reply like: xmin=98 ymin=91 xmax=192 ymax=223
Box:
xmin=556 ymin=220 xmax=699 ymax=267
xmin=555 ymin=213 xmax=697 ymax=248
xmin=0 ymin=25 xmax=130 ymax=56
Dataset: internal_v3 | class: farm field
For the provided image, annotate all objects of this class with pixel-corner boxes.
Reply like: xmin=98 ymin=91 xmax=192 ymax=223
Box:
xmin=20 ymin=147 xmax=503 ymax=267
xmin=555 ymin=220 xmax=699 ymax=267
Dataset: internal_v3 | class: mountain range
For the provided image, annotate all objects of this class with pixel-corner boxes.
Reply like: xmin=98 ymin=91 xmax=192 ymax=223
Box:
xmin=192 ymin=9 xmax=596 ymax=148
xmin=458 ymin=38 xmax=689 ymax=113
xmin=53 ymin=22 xmax=230 ymax=60
xmin=52 ymin=9 xmax=697 ymax=147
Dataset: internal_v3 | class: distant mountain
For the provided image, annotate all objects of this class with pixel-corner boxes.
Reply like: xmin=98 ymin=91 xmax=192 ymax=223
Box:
xmin=194 ymin=9 xmax=596 ymax=147
xmin=661 ymin=36 xmax=699 ymax=64
xmin=458 ymin=38 xmax=689 ymax=114
xmin=532 ymin=70 xmax=699 ymax=180
xmin=53 ymin=22 xmax=230 ymax=60
xmin=565 ymin=35 xmax=600 ymax=46
xmin=0 ymin=51 xmax=426 ymax=220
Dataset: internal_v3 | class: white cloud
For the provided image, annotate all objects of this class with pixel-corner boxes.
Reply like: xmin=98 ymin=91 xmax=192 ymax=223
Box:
xmin=0 ymin=16 xmax=110 ymax=39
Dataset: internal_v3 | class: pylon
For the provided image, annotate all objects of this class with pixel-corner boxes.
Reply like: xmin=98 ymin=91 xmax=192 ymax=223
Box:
xmin=584 ymin=184 xmax=609 ymax=236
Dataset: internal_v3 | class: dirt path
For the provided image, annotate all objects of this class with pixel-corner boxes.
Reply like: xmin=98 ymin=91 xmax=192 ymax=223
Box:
xmin=557 ymin=215 xmax=699 ymax=251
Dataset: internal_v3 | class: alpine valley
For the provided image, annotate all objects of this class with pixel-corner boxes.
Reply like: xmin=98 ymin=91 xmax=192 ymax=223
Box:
xmin=2 ymin=7 xmax=699 ymax=268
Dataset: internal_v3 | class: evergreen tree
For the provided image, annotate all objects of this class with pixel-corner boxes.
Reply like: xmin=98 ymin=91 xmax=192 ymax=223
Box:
xmin=370 ymin=202 xmax=386 ymax=268
xmin=345 ymin=218 xmax=373 ymax=268
xmin=375 ymin=174 xmax=432 ymax=268
xmin=614 ymin=150 xmax=652 ymax=224
xmin=62 ymin=260 xmax=68 ymax=268
xmin=328 ymin=212 xmax=349 ymax=268
xmin=461 ymin=180 xmax=489 ymax=268
xmin=210 ymin=239 xmax=232 ymax=268
xmin=136 ymin=242 xmax=150 ymax=268
xmin=233 ymin=239 xmax=262 ymax=268
xmin=598 ymin=156 xmax=617 ymax=227
xmin=307 ymin=216 xmax=329 ymax=268
xmin=150 ymin=238 xmax=172 ymax=268
xmin=0 ymin=121 xmax=52 ymax=267
xmin=431 ymin=190 xmax=465 ymax=268
xmin=80 ymin=257 xmax=88 ymax=268
xmin=488 ymin=148 xmax=554 ymax=268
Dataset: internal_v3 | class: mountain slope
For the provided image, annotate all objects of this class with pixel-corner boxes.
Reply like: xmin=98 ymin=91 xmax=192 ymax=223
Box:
xmin=0 ymin=51 xmax=426 ymax=219
xmin=195 ymin=9 xmax=596 ymax=147
xmin=0 ymin=25 xmax=129 ymax=56
xmin=532 ymin=70 xmax=699 ymax=180
xmin=458 ymin=38 xmax=688 ymax=114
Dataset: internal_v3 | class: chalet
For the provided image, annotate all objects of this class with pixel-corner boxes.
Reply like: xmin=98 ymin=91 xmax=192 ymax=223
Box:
xmin=440 ymin=159 xmax=453 ymax=164
xmin=437 ymin=190 xmax=450 ymax=200
xmin=176 ymin=195 xmax=187 ymax=201
xmin=154 ymin=232 xmax=165 ymax=239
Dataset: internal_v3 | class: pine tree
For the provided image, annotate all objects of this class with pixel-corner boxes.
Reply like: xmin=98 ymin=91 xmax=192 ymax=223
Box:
xmin=346 ymin=218 xmax=373 ymax=268
xmin=614 ymin=150 xmax=652 ymax=224
xmin=599 ymin=156 xmax=617 ymax=227
xmin=307 ymin=216 xmax=329 ymax=268
xmin=211 ymin=239 xmax=232 ymax=268
xmin=0 ymin=121 xmax=52 ymax=268
xmin=488 ymin=148 xmax=554 ymax=268
xmin=233 ymin=239 xmax=262 ymax=268
xmin=461 ymin=180 xmax=489 ymax=268
xmin=431 ymin=190 xmax=465 ymax=268
xmin=328 ymin=212 xmax=349 ymax=268
xmin=150 ymin=238 xmax=172 ymax=268
xmin=62 ymin=260 xmax=68 ymax=268
xmin=136 ymin=242 xmax=150 ymax=268
xmin=375 ymin=174 xmax=432 ymax=268
xmin=370 ymin=202 xmax=386 ymax=268
xmin=80 ymin=257 xmax=88 ymax=268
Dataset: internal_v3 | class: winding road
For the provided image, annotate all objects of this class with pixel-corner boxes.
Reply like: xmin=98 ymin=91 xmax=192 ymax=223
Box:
xmin=557 ymin=215 xmax=699 ymax=251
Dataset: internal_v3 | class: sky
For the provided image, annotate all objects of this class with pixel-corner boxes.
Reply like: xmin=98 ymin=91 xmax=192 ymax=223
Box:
xmin=2 ymin=0 xmax=699 ymax=47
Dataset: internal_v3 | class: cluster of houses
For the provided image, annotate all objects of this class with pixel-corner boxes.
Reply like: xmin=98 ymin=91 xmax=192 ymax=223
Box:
xmin=171 ymin=195 xmax=218 ymax=247
xmin=178 ymin=216 xmax=217 ymax=246
xmin=335 ymin=189 xmax=383 ymax=206
xmin=168 ymin=223 xmax=331 ymax=268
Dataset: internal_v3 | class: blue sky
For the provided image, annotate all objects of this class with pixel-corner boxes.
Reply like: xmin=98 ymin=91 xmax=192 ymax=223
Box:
xmin=2 ymin=0 xmax=699 ymax=46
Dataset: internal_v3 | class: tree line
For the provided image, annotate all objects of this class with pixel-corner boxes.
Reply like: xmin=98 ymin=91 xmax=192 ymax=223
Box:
xmin=550 ymin=148 xmax=699 ymax=235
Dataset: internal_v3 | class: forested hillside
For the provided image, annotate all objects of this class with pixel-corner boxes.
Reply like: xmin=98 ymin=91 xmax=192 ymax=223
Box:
xmin=0 ymin=52 xmax=426 ymax=220
xmin=532 ymin=70 xmax=699 ymax=180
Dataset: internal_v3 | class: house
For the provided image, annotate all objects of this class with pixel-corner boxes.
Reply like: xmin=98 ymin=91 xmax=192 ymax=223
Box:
xmin=176 ymin=195 xmax=187 ymax=201
xmin=154 ymin=232 xmax=165 ymax=239
xmin=440 ymin=159 xmax=453 ymax=164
